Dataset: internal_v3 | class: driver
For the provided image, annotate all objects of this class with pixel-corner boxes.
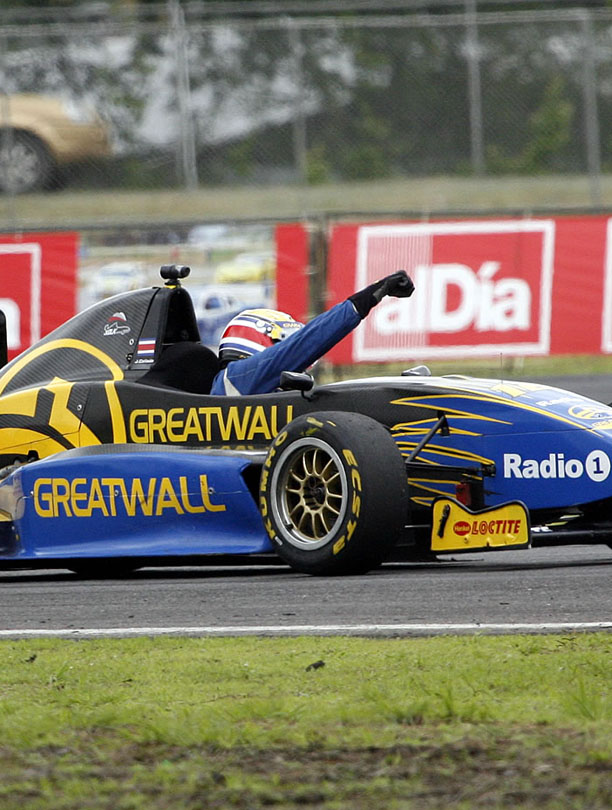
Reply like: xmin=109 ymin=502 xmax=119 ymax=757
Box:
xmin=210 ymin=270 xmax=414 ymax=396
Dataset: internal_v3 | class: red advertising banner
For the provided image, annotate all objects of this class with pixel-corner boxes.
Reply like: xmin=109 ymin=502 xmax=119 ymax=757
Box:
xmin=321 ymin=216 xmax=610 ymax=364
xmin=0 ymin=233 xmax=78 ymax=361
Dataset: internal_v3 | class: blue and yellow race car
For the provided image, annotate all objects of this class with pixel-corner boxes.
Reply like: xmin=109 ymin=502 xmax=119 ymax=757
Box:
xmin=1 ymin=265 xmax=611 ymax=576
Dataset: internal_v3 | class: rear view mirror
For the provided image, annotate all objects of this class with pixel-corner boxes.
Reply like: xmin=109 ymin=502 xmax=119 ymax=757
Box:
xmin=279 ymin=371 xmax=315 ymax=393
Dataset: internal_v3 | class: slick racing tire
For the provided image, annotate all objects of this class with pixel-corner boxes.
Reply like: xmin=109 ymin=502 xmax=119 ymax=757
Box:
xmin=259 ymin=411 xmax=409 ymax=575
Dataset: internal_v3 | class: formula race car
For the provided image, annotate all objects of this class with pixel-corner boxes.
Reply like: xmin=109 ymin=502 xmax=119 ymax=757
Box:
xmin=0 ymin=265 xmax=611 ymax=576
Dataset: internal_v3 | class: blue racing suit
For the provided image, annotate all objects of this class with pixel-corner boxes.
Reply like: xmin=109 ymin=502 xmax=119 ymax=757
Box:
xmin=210 ymin=300 xmax=361 ymax=396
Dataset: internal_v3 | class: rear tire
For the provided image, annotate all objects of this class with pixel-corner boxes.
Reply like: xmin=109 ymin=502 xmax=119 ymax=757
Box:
xmin=259 ymin=411 xmax=409 ymax=575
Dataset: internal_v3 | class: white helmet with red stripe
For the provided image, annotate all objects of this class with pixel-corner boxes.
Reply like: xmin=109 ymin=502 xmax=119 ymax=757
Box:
xmin=218 ymin=308 xmax=304 ymax=366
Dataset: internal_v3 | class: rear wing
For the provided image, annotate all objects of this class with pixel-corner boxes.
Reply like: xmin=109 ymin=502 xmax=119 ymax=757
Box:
xmin=0 ymin=310 xmax=6 ymax=369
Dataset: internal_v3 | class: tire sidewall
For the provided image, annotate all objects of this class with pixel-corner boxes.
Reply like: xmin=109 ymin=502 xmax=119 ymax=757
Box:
xmin=259 ymin=411 xmax=408 ymax=575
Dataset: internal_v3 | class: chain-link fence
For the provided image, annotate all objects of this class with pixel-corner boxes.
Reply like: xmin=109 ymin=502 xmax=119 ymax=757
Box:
xmin=1 ymin=3 xmax=611 ymax=212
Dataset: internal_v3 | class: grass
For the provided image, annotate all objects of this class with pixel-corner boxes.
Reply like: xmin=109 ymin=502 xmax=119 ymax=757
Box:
xmin=319 ymin=353 xmax=612 ymax=382
xmin=2 ymin=173 xmax=612 ymax=230
xmin=0 ymin=633 xmax=610 ymax=808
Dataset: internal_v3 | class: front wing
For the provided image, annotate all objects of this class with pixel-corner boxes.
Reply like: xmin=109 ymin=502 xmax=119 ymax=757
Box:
xmin=0 ymin=445 xmax=273 ymax=563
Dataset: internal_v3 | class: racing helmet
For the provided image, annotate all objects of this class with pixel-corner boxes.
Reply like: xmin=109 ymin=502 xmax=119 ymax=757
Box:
xmin=218 ymin=308 xmax=304 ymax=366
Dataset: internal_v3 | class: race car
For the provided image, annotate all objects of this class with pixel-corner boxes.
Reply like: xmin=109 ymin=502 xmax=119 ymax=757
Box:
xmin=0 ymin=264 xmax=611 ymax=576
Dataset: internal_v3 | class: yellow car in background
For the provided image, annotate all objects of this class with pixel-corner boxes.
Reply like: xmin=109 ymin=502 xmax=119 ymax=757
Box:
xmin=0 ymin=93 xmax=111 ymax=193
xmin=213 ymin=251 xmax=276 ymax=284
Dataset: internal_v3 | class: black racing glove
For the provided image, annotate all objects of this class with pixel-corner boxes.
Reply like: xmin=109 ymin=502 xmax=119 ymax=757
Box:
xmin=348 ymin=270 xmax=415 ymax=318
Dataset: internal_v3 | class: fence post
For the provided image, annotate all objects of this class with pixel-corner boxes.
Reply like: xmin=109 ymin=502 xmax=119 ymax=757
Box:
xmin=0 ymin=310 xmax=6 ymax=369
xmin=287 ymin=18 xmax=308 ymax=184
xmin=465 ymin=0 xmax=485 ymax=175
xmin=168 ymin=0 xmax=198 ymax=190
xmin=0 ymin=36 xmax=18 ymax=229
xmin=308 ymin=216 xmax=328 ymax=319
xmin=580 ymin=10 xmax=602 ymax=207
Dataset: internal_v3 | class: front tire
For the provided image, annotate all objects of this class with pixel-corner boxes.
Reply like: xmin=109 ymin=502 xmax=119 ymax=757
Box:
xmin=259 ymin=411 xmax=409 ymax=575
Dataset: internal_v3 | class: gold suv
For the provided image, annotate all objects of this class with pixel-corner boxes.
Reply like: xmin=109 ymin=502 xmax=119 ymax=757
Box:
xmin=0 ymin=93 xmax=111 ymax=193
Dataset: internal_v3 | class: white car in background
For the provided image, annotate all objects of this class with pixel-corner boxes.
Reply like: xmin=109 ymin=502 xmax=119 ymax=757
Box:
xmin=187 ymin=223 xmax=274 ymax=253
xmin=80 ymin=262 xmax=148 ymax=310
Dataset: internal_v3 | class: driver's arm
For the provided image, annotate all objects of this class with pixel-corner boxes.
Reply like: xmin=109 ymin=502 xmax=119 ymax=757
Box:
xmin=210 ymin=299 xmax=360 ymax=396
xmin=210 ymin=271 xmax=414 ymax=397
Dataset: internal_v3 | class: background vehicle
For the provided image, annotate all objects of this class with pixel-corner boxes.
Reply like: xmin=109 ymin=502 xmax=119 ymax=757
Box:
xmin=214 ymin=251 xmax=275 ymax=284
xmin=191 ymin=283 xmax=271 ymax=347
xmin=0 ymin=93 xmax=111 ymax=193
xmin=80 ymin=262 xmax=148 ymax=308
xmin=79 ymin=262 xmax=147 ymax=309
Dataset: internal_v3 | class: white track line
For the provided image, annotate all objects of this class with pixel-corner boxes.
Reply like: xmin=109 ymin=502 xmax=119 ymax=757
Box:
xmin=0 ymin=622 xmax=611 ymax=639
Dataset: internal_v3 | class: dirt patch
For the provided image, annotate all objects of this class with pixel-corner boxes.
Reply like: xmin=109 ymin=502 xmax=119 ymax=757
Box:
xmin=1 ymin=731 xmax=610 ymax=809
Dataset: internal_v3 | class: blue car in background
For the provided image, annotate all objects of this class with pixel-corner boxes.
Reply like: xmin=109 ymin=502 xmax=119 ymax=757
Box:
xmin=191 ymin=284 xmax=270 ymax=349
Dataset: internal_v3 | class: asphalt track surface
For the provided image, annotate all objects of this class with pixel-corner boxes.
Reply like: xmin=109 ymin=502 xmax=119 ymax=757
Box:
xmin=0 ymin=375 xmax=611 ymax=639
xmin=0 ymin=546 xmax=611 ymax=639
